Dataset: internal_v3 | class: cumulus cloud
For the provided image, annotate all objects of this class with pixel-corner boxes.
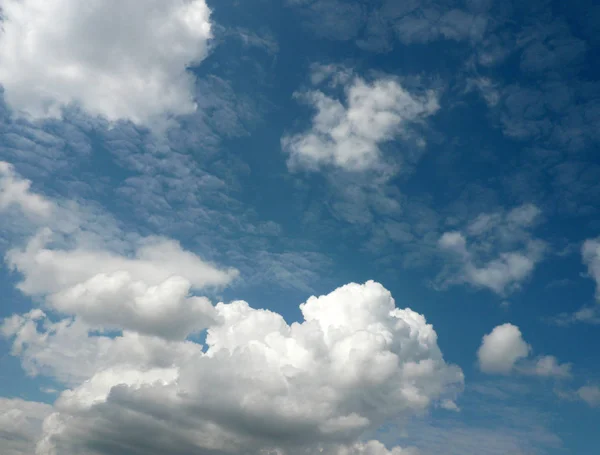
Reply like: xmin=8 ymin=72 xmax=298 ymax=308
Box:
xmin=0 ymin=0 xmax=212 ymax=124
xmin=0 ymin=161 xmax=53 ymax=218
xmin=437 ymin=204 xmax=546 ymax=295
xmin=282 ymin=68 xmax=439 ymax=172
xmin=477 ymin=323 xmax=570 ymax=378
xmin=0 ymin=398 xmax=53 ymax=455
xmin=5 ymin=229 xmax=237 ymax=339
xmin=0 ymin=161 xmax=237 ymax=340
xmin=2 ymin=281 xmax=462 ymax=455
xmin=477 ymin=324 xmax=531 ymax=374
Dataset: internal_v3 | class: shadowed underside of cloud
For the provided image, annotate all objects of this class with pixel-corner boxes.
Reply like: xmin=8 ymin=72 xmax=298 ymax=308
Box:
xmin=0 ymin=162 xmax=462 ymax=454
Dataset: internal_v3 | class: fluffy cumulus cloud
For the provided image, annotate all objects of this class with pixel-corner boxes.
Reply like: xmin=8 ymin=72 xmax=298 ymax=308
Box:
xmin=3 ymin=227 xmax=238 ymax=340
xmin=2 ymin=281 xmax=462 ymax=455
xmin=0 ymin=0 xmax=212 ymax=124
xmin=0 ymin=171 xmax=461 ymax=454
xmin=477 ymin=323 xmax=570 ymax=378
xmin=0 ymin=162 xmax=237 ymax=340
xmin=282 ymin=67 xmax=439 ymax=172
xmin=0 ymin=162 xmax=53 ymax=218
xmin=437 ymin=204 xmax=546 ymax=296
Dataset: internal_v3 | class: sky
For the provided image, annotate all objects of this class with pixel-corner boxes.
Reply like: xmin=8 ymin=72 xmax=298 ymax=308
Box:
xmin=0 ymin=0 xmax=599 ymax=454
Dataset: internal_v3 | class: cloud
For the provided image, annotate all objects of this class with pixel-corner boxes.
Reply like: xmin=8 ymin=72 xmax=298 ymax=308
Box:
xmin=0 ymin=398 xmax=53 ymax=455
xmin=582 ymin=237 xmax=600 ymax=301
xmin=5 ymin=229 xmax=237 ymax=340
xmin=2 ymin=281 xmax=463 ymax=455
xmin=477 ymin=324 xmax=531 ymax=375
xmin=576 ymin=385 xmax=600 ymax=407
xmin=0 ymin=161 xmax=237 ymax=340
xmin=477 ymin=324 xmax=570 ymax=378
xmin=282 ymin=69 xmax=439 ymax=172
xmin=552 ymin=237 xmax=600 ymax=325
xmin=0 ymin=161 xmax=53 ymax=218
xmin=0 ymin=0 xmax=212 ymax=124
xmin=437 ymin=204 xmax=546 ymax=295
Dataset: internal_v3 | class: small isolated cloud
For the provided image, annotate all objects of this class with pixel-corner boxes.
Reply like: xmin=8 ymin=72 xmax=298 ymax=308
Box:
xmin=437 ymin=204 xmax=546 ymax=296
xmin=282 ymin=68 xmax=439 ymax=172
xmin=0 ymin=0 xmax=212 ymax=124
xmin=477 ymin=323 xmax=570 ymax=378
xmin=477 ymin=324 xmax=531 ymax=375
xmin=3 ymin=281 xmax=463 ymax=455
xmin=0 ymin=161 xmax=53 ymax=218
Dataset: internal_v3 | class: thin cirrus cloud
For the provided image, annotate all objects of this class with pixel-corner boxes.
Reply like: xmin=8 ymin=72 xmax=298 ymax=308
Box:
xmin=0 ymin=0 xmax=212 ymax=124
xmin=282 ymin=67 xmax=439 ymax=172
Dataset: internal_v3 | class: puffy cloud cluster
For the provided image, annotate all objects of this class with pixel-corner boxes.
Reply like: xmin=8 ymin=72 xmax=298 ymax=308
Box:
xmin=282 ymin=68 xmax=439 ymax=172
xmin=0 ymin=164 xmax=461 ymax=454
xmin=6 ymin=229 xmax=237 ymax=339
xmin=2 ymin=281 xmax=462 ymax=455
xmin=477 ymin=323 xmax=570 ymax=378
xmin=0 ymin=0 xmax=212 ymax=124
xmin=438 ymin=204 xmax=546 ymax=295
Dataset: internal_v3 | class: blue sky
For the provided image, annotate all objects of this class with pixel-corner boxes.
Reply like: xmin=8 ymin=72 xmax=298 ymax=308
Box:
xmin=0 ymin=0 xmax=599 ymax=454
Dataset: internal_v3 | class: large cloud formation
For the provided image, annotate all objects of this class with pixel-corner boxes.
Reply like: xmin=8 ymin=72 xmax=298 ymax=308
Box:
xmin=4 ymin=282 xmax=462 ymax=455
xmin=0 ymin=163 xmax=462 ymax=454
xmin=0 ymin=0 xmax=212 ymax=124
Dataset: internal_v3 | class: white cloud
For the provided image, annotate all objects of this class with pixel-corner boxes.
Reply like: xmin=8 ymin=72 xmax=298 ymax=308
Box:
xmin=477 ymin=324 xmax=531 ymax=374
xmin=438 ymin=204 xmax=546 ymax=295
xmin=577 ymin=385 xmax=600 ymax=407
xmin=3 ymin=281 xmax=463 ymax=455
xmin=582 ymin=237 xmax=600 ymax=301
xmin=477 ymin=324 xmax=570 ymax=378
xmin=282 ymin=69 xmax=439 ymax=172
xmin=6 ymin=229 xmax=237 ymax=339
xmin=0 ymin=161 xmax=53 ymax=218
xmin=0 ymin=161 xmax=237 ymax=340
xmin=0 ymin=0 xmax=212 ymax=124
xmin=0 ymin=398 xmax=53 ymax=455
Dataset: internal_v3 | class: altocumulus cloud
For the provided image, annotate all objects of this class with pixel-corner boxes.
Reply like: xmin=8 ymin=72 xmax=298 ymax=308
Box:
xmin=0 ymin=0 xmax=212 ymax=124
xmin=0 ymin=165 xmax=463 ymax=454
